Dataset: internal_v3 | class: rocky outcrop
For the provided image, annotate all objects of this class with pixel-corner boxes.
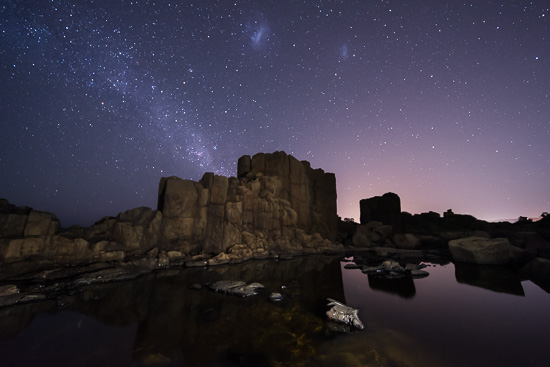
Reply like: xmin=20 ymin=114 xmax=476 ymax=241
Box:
xmin=1 ymin=199 xmax=60 ymax=238
xmin=0 ymin=206 xmax=162 ymax=274
xmin=0 ymin=152 xmax=342 ymax=277
xmin=353 ymin=193 xmax=426 ymax=249
xmin=351 ymin=220 xmax=422 ymax=250
xmin=352 ymin=221 xmax=393 ymax=247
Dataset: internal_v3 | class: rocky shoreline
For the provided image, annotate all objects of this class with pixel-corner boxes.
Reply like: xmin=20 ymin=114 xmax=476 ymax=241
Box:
xmin=2 ymin=151 xmax=550 ymax=309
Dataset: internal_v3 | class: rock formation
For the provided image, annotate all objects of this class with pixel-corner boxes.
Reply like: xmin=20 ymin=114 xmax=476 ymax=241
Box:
xmin=360 ymin=192 xmax=402 ymax=232
xmin=156 ymin=151 xmax=339 ymax=256
xmin=0 ymin=152 xmax=342 ymax=277
xmin=352 ymin=193 xmax=423 ymax=249
xmin=0 ymin=199 xmax=60 ymax=238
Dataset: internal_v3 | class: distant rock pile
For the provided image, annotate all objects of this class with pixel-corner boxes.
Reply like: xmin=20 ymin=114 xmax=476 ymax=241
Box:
xmin=0 ymin=152 xmax=343 ymax=277
xmin=347 ymin=192 xmax=550 ymax=292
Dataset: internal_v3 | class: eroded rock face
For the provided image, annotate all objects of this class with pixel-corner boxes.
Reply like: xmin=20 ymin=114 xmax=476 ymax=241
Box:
xmin=156 ymin=151 xmax=340 ymax=256
xmin=1 ymin=200 xmax=60 ymax=238
xmin=1 ymin=152 xmax=341 ymax=276
xmin=0 ymin=206 xmax=163 ymax=271
xmin=238 ymin=151 xmax=338 ymax=239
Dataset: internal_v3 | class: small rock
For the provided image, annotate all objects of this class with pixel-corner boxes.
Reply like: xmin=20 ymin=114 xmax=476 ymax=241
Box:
xmin=210 ymin=280 xmax=264 ymax=297
xmin=361 ymin=266 xmax=381 ymax=274
xmin=269 ymin=292 xmax=284 ymax=302
xmin=210 ymin=280 xmax=246 ymax=292
xmin=343 ymin=263 xmax=362 ymax=269
xmin=410 ymin=269 xmax=430 ymax=278
xmin=185 ymin=260 xmax=208 ymax=267
xmin=326 ymin=298 xmax=364 ymax=330
xmin=0 ymin=284 xmax=20 ymax=297
xmin=21 ymin=294 xmax=46 ymax=302
xmin=279 ymin=254 xmax=294 ymax=260
xmin=405 ymin=263 xmax=422 ymax=271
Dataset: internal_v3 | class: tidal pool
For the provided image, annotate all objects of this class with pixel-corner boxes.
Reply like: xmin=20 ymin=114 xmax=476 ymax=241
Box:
xmin=0 ymin=255 xmax=549 ymax=366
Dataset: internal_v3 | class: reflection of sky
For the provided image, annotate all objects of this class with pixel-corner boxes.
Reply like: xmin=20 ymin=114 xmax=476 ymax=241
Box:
xmin=0 ymin=311 xmax=137 ymax=366
xmin=341 ymin=261 xmax=550 ymax=366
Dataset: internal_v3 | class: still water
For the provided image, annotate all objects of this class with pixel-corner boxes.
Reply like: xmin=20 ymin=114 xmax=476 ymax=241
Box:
xmin=0 ymin=255 xmax=549 ymax=366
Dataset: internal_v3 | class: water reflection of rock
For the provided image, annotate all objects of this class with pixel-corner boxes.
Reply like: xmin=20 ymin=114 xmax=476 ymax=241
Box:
xmin=454 ymin=263 xmax=525 ymax=296
xmin=129 ymin=255 xmax=345 ymax=366
xmin=0 ymin=301 xmax=56 ymax=339
xmin=367 ymin=275 xmax=416 ymax=298
xmin=311 ymin=327 xmax=443 ymax=367
xmin=0 ymin=255 xmax=346 ymax=366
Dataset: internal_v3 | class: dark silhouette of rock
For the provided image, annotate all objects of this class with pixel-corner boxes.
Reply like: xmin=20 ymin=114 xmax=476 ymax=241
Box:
xmin=351 ymin=221 xmax=394 ymax=247
xmin=359 ymin=192 xmax=402 ymax=232
xmin=454 ymin=262 xmax=525 ymax=296
xmin=367 ymin=275 xmax=416 ymax=298
xmin=521 ymin=257 xmax=550 ymax=293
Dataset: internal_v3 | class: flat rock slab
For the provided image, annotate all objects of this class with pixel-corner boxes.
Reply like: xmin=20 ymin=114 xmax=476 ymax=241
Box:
xmin=210 ymin=280 xmax=265 ymax=297
xmin=72 ymin=267 xmax=151 ymax=286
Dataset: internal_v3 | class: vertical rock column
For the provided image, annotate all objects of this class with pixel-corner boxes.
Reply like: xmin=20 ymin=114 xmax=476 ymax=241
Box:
xmin=204 ymin=174 xmax=228 ymax=254
xmin=239 ymin=151 xmax=338 ymax=241
xmin=157 ymin=176 xmax=199 ymax=247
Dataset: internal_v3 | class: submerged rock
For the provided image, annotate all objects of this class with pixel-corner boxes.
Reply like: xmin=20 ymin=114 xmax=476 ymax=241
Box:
xmin=210 ymin=280 xmax=246 ymax=292
xmin=210 ymin=280 xmax=265 ymax=297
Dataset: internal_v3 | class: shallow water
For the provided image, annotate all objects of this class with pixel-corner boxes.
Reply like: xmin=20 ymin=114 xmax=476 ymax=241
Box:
xmin=0 ymin=255 xmax=549 ymax=367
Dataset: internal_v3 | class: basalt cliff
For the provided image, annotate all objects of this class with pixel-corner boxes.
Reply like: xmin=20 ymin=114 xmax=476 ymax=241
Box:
xmin=2 ymin=151 xmax=549 ymax=294
xmin=1 ymin=152 xmax=343 ymax=277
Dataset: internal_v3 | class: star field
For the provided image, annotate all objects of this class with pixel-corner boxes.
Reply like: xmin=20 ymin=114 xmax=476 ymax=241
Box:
xmin=1 ymin=0 xmax=549 ymax=226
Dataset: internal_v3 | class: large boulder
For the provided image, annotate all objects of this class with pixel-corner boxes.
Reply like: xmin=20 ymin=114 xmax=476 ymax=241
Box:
xmin=448 ymin=236 xmax=514 ymax=265
xmin=393 ymin=233 xmax=421 ymax=250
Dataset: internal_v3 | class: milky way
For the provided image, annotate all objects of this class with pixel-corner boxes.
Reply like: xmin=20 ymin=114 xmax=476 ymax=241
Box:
xmin=1 ymin=1 xmax=549 ymax=226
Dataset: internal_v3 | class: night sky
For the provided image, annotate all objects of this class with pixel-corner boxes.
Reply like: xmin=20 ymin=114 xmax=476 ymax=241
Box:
xmin=1 ymin=1 xmax=549 ymax=227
